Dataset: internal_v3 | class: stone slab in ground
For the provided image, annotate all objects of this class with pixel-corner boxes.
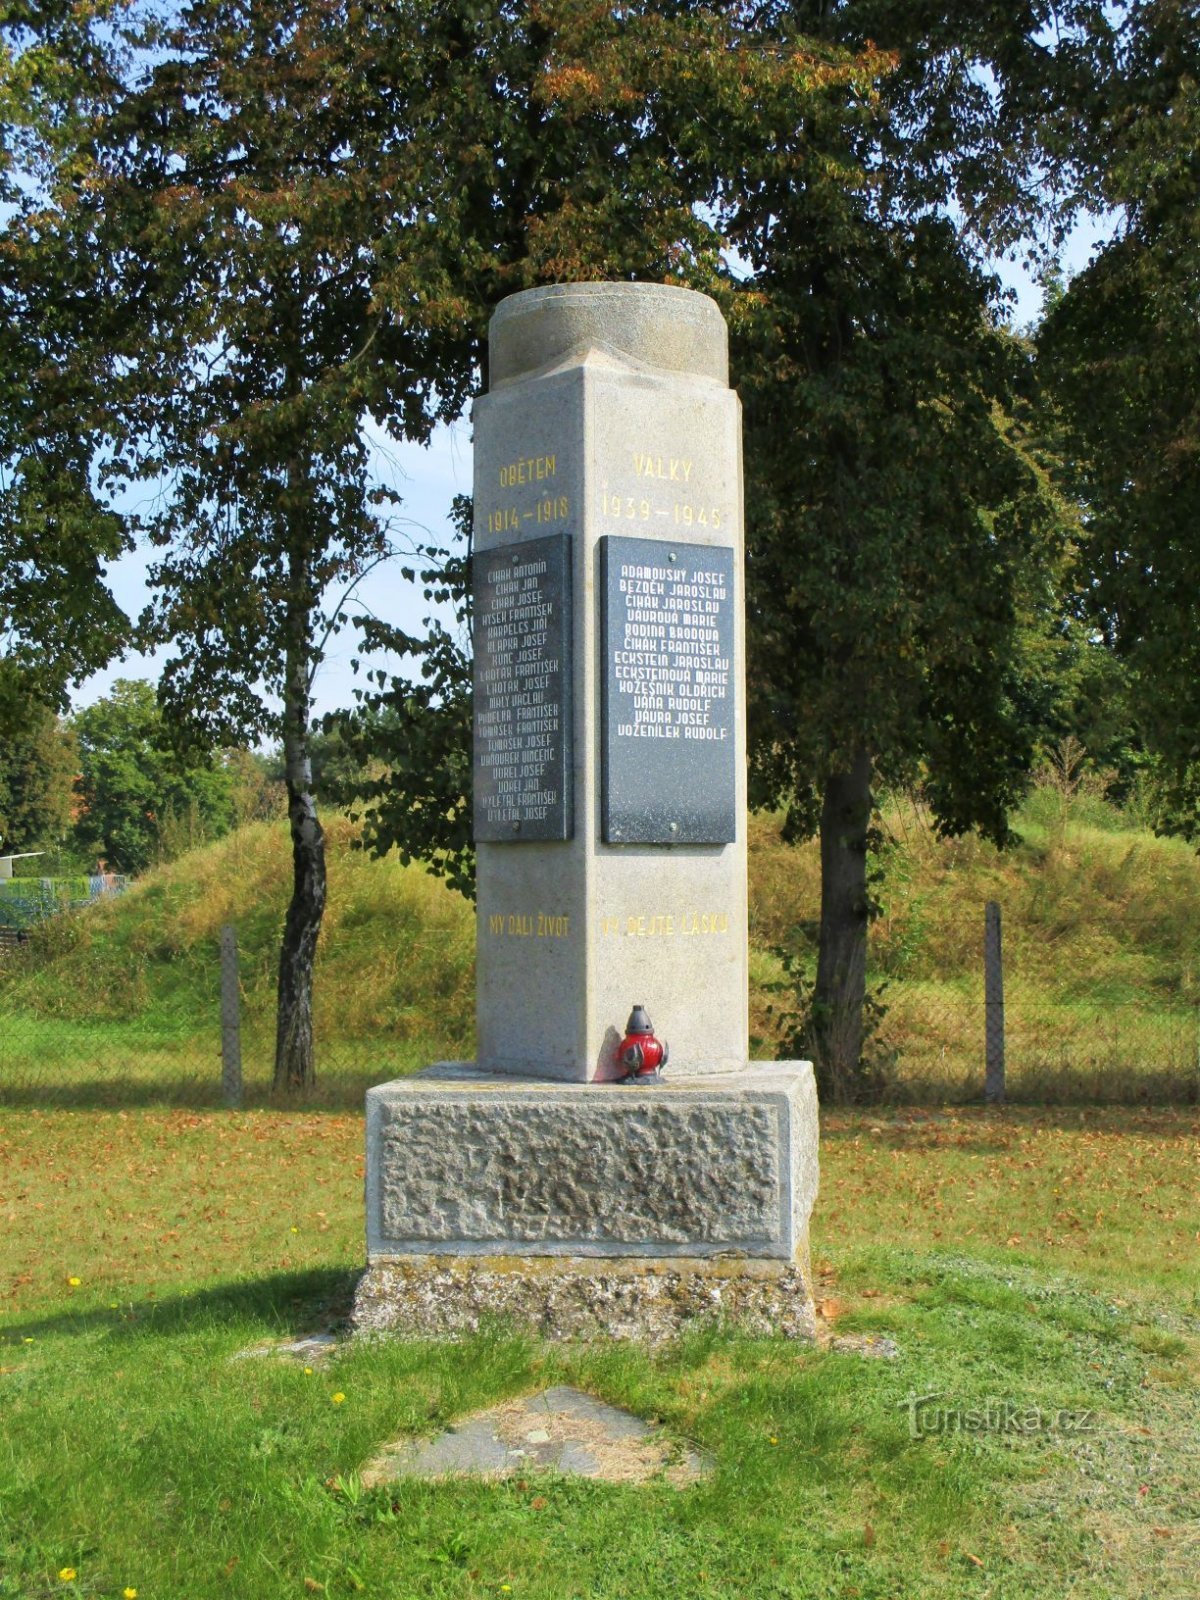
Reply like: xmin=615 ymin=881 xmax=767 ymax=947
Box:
xmin=231 ymin=1331 xmax=339 ymax=1363
xmin=361 ymin=1385 xmax=710 ymax=1486
xmin=829 ymin=1333 xmax=901 ymax=1360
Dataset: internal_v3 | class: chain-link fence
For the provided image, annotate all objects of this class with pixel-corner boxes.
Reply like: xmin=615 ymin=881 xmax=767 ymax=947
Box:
xmin=0 ymin=874 xmax=130 ymax=925
xmin=1 ymin=901 xmax=1197 ymax=1108
xmin=0 ymin=915 xmax=473 ymax=1111
xmin=754 ymin=900 xmax=1200 ymax=1104
xmin=871 ymin=984 xmax=1200 ymax=1104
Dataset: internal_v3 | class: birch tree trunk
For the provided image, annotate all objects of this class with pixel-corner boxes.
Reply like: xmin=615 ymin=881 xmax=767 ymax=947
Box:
xmin=274 ymin=560 xmax=326 ymax=1092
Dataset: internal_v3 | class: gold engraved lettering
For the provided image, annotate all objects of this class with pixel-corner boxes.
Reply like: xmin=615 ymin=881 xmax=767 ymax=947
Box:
xmin=485 ymin=507 xmax=521 ymax=535
xmin=498 ymin=454 xmax=557 ymax=489
xmin=535 ymin=495 xmax=569 ymax=525
xmin=600 ymin=485 xmax=722 ymax=529
xmin=672 ymin=502 xmax=722 ymax=529
xmin=603 ymin=912 xmax=728 ymax=938
xmin=631 ymin=454 xmax=693 ymax=483
xmin=488 ymin=911 xmax=570 ymax=938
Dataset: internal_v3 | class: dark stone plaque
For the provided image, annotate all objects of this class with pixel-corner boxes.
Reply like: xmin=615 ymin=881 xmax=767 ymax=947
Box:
xmin=600 ymin=536 xmax=736 ymax=845
xmin=473 ymin=532 xmax=573 ymax=842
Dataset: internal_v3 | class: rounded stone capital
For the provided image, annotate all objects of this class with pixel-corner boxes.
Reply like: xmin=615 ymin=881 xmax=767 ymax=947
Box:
xmin=488 ymin=281 xmax=728 ymax=389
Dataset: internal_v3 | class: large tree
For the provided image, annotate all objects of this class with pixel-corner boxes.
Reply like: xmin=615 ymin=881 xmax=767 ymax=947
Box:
xmin=71 ymin=679 xmax=235 ymax=873
xmin=0 ymin=3 xmax=131 ymax=737
xmin=46 ymin=0 xmax=500 ymax=1087
xmin=0 ymin=706 xmax=78 ymax=854
xmin=713 ymin=2 xmax=1109 ymax=1098
xmin=734 ymin=229 xmax=1071 ymax=1096
xmin=39 ymin=0 xmax=862 ymax=1088
xmin=343 ymin=6 xmax=1097 ymax=1102
xmin=327 ymin=7 xmax=886 ymax=897
xmin=1039 ymin=0 xmax=1200 ymax=829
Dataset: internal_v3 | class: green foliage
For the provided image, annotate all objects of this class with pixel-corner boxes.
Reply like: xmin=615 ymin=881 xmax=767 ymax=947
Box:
xmin=324 ymin=11 xmax=884 ymax=887
xmin=0 ymin=813 xmax=476 ymax=1104
xmin=763 ymin=939 xmax=896 ymax=1104
xmin=707 ymin=3 xmax=1119 ymax=1094
xmin=334 ymin=497 xmax=475 ymax=900
xmin=1039 ymin=1 xmax=1200 ymax=830
xmin=2 ymin=794 xmax=1198 ymax=1107
xmin=0 ymin=3 xmax=133 ymax=737
xmin=732 ymin=140 xmax=1075 ymax=846
xmin=0 ymin=705 xmax=77 ymax=851
xmin=70 ymin=679 xmax=235 ymax=874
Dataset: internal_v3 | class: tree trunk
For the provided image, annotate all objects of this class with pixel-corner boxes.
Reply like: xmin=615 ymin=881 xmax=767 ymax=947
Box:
xmin=274 ymin=590 xmax=326 ymax=1092
xmin=811 ymin=746 xmax=872 ymax=1102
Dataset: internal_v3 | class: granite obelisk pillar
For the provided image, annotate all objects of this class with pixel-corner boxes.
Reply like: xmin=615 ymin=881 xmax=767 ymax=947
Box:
xmin=356 ymin=284 xmax=818 ymax=1342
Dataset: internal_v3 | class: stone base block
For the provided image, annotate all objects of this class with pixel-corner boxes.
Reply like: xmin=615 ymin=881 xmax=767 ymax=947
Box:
xmin=359 ymin=1063 xmax=818 ymax=1341
xmin=352 ymin=1255 xmax=815 ymax=1345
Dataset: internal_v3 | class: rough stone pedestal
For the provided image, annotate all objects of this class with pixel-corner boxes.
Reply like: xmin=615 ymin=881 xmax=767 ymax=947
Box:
xmin=353 ymin=1063 xmax=818 ymax=1343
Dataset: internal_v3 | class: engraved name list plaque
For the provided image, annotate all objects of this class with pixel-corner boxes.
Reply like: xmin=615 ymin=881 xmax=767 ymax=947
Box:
xmin=600 ymin=534 xmax=736 ymax=845
xmin=472 ymin=530 xmax=573 ymax=842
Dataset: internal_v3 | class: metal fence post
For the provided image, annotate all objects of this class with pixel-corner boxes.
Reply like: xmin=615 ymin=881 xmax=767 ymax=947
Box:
xmin=985 ymin=901 xmax=1005 ymax=1104
xmin=220 ymin=923 xmax=243 ymax=1109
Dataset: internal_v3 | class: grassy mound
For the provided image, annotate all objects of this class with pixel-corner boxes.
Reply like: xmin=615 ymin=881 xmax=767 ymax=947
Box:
xmin=0 ymin=816 xmax=474 ymax=1104
xmin=2 ymin=790 xmax=1199 ymax=1104
xmin=751 ymin=793 xmax=1200 ymax=1102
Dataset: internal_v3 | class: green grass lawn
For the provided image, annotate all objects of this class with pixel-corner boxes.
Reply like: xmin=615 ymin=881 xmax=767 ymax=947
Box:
xmin=2 ymin=1106 xmax=1197 ymax=1598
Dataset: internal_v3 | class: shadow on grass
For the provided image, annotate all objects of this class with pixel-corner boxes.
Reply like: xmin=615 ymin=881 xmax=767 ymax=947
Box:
xmin=819 ymin=1100 xmax=1198 ymax=1153
xmin=1 ymin=1265 xmax=362 ymax=1345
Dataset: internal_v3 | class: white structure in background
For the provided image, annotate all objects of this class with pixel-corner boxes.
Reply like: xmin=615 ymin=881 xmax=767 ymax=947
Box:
xmin=0 ymin=850 xmax=44 ymax=881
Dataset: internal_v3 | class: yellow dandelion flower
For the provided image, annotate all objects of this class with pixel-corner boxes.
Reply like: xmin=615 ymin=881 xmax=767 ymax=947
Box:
xmin=124 ymin=1589 xmax=138 ymax=1598
xmin=58 ymin=1568 xmax=77 ymax=1582
xmin=303 ymin=1366 xmax=313 ymax=1375
xmin=67 ymin=1277 xmax=81 ymax=1287
xmin=769 ymin=1436 xmax=779 ymax=1445
xmin=331 ymin=1392 xmax=346 ymax=1404
xmin=290 ymin=1226 xmax=299 ymax=1234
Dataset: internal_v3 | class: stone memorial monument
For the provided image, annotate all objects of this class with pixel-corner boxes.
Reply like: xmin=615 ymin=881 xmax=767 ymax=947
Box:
xmin=354 ymin=282 xmax=818 ymax=1342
